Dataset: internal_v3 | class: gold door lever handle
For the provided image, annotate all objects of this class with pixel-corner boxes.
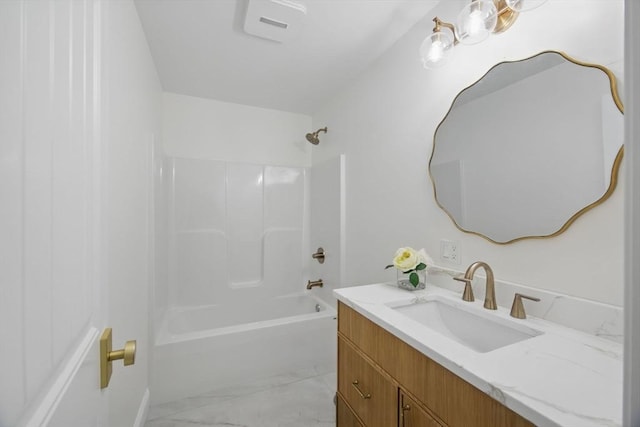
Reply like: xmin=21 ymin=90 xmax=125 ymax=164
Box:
xmin=100 ymin=328 xmax=137 ymax=389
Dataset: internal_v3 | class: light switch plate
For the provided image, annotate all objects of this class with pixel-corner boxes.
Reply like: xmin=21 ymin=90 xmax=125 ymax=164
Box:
xmin=440 ymin=240 xmax=460 ymax=264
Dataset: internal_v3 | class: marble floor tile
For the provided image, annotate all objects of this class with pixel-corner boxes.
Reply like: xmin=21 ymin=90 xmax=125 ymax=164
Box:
xmin=318 ymin=372 xmax=337 ymax=392
xmin=148 ymin=366 xmax=334 ymax=421
xmin=146 ymin=372 xmax=336 ymax=427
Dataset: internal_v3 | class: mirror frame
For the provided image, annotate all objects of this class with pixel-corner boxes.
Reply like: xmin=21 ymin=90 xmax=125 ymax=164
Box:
xmin=429 ymin=50 xmax=624 ymax=244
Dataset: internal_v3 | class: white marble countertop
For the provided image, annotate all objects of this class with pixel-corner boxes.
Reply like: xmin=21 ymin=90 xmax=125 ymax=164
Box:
xmin=334 ymin=283 xmax=622 ymax=427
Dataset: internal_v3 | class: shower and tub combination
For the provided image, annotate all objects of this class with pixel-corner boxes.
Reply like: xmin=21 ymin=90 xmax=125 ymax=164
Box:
xmin=151 ymin=131 xmax=336 ymax=404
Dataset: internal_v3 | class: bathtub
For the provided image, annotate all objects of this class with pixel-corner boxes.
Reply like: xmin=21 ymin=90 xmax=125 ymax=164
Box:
xmin=150 ymin=292 xmax=337 ymax=405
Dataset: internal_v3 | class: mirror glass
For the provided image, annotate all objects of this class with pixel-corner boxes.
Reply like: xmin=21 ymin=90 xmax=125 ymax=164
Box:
xmin=429 ymin=51 xmax=624 ymax=244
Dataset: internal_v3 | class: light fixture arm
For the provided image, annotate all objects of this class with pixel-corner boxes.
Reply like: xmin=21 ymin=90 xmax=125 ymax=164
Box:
xmin=492 ymin=0 xmax=519 ymax=33
xmin=420 ymin=0 xmax=546 ymax=70
xmin=432 ymin=17 xmax=459 ymax=45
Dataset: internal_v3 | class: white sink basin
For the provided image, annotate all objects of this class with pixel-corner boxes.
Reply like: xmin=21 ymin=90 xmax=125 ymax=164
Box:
xmin=389 ymin=297 xmax=542 ymax=353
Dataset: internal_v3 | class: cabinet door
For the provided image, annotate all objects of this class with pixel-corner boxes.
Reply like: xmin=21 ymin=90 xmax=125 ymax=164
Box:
xmin=400 ymin=391 xmax=443 ymax=427
xmin=337 ymin=393 xmax=365 ymax=427
xmin=338 ymin=336 xmax=397 ymax=427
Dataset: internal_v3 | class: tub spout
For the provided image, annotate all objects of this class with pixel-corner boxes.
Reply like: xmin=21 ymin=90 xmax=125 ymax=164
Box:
xmin=306 ymin=279 xmax=323 ymax=290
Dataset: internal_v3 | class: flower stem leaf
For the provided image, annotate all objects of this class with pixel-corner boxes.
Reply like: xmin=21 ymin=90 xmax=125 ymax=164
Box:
xmin=409 ymin=272 xmax=419 ymax=287
xmin=415 ymin=263 xmax=427 ymax=271
xmin=385 ymin=264 xmax=394 ymax=270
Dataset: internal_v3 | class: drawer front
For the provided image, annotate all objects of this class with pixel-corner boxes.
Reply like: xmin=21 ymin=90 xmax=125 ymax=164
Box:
xmin=338 ymin=336 xmax=397 ymax=427
xmin=400 ymin=391 xmax=442 ymax=427
xmin=338 ymin=302 xmax=448 ymax=418
xmin=337 ymin=393 xmax=365 ymax=427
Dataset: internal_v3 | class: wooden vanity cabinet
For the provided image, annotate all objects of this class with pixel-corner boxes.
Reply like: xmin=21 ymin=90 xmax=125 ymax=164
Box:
xmin=337 ymin=302 xmax=534 ymax=427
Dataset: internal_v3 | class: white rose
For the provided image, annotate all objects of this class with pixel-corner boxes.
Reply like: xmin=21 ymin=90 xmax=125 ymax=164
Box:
xmin=393 ymin=247 xmax=420 ymax=271
xmin=416 ymin=248 xmax=433 ymax=267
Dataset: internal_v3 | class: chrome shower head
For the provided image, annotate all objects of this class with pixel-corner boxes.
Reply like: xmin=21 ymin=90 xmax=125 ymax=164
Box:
xmin=305 ymin=127 xmax=327 ymax=145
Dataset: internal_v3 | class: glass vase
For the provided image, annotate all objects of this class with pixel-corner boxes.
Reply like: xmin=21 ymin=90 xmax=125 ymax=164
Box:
xmin=397 ymin=269 xmax=427 ymax=291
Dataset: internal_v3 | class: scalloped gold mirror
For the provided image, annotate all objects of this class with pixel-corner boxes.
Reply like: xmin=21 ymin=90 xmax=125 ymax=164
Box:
xmin=429 ymin=51 xmax=624 ymax=244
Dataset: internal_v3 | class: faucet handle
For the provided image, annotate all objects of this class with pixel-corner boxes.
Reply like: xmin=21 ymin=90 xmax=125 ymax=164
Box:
xmin=510 ymin=293 xmax=540 ymax=319
xmin=453 ymin=276 xmax=474 ymax=302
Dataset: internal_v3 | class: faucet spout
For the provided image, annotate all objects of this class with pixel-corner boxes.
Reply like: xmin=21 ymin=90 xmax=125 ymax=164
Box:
xmin=306 ymin=279 xmax=323 ymax=290
xmin=463 ymin=261 xmax=496 ymax=310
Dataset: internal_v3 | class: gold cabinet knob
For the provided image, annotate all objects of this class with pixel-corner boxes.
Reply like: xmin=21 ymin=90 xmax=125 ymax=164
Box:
xmin=100 ymin=328 xmax=137 ymax=388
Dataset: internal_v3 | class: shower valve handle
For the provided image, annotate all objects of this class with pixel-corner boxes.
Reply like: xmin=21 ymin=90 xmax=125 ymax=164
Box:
xmin=311 ymin=247 xmax=325 ymax=264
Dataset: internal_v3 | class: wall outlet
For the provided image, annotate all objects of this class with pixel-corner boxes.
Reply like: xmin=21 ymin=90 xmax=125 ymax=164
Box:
xmin=440 ymin=240 xmax=460 ymax=264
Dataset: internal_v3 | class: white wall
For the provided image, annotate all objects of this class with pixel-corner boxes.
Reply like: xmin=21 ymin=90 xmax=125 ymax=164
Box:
xmin=312 ymin=0 xmax=625 ymax=307
xmin=103 ymin=0 xmax=162 ymax=425
xmin=162 ymin=92 xmax=312 ymax=166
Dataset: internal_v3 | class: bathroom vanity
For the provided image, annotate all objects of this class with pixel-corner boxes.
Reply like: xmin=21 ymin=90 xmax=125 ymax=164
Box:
xmin=336 ymin=302 xmax=531 ymax=426
xmin=334 ymin=284 xmax=622 ymax=427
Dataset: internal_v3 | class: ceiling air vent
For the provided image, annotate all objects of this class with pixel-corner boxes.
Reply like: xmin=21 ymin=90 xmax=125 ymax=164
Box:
xmin=244 ymin=0 xmax=307 ymax=43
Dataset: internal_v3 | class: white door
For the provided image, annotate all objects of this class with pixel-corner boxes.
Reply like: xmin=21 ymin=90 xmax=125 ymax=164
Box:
xmin=1 ymin=0 xmax=110 ymax=425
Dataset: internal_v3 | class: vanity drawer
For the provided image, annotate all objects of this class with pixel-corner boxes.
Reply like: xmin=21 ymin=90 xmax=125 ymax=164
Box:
xmin=336 ymin=393 xmax=364 ymax=427
xmin=338 ymin=302 xmax=448 ymax=417
xmin=338 ymin=336 xmax=397 ymax=427
xmin=400 ymin=390 xmax=443 ymax=427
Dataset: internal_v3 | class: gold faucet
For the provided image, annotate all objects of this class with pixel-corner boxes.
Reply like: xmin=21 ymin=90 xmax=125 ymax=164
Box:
xmin=459 ymin=261 xmax=497 ymax=310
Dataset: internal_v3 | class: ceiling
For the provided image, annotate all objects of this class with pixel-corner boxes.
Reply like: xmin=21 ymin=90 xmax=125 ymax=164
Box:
xmin=134 ymin=0 xmax=441 ymax=115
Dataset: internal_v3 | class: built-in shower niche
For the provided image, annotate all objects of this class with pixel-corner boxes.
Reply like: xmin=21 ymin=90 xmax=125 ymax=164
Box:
xmin=166 ymin=157 xmax=307 ymax=308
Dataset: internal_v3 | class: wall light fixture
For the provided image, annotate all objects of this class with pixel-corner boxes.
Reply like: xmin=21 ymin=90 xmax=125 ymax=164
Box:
xmin=419 ymin=0 xmax=547 ymax=69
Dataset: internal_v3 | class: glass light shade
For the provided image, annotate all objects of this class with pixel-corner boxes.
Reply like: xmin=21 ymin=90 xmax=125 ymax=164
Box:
xmin=505 ymin=0 xmax=548 ymax=12
xmin=419 ymin=31 xmax=454 ymax=69
xmin=455 ymin=0 xmax=498 ymax=45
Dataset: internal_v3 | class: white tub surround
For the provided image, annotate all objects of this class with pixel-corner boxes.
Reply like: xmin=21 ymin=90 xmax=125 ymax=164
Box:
xmin=155 ymin=292 xmax=334 ymax=344
xmin=334 ymin=284 xmax=622 ymax=427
